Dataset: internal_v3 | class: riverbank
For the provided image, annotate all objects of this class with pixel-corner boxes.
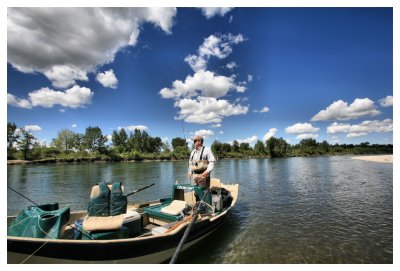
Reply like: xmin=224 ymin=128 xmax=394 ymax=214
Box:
xmin=351 ymin=155 xmax=393 ymax=163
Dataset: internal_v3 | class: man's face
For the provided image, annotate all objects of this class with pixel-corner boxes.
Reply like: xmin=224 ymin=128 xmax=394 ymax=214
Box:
xmin=193 ymin=137 xmax=202 ymax=149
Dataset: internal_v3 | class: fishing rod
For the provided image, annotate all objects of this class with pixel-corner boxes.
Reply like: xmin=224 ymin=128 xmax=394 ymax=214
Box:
xmin=126 ymin=183 xmax=155 ymax=197
xmin=169 ymin=188 xmax=210 ymax=264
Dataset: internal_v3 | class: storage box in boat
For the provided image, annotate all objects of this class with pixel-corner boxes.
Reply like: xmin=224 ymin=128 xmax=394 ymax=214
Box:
xmin=82 ymin=226 xmax=129 ymax=240
xmin=123 ymin=211 xmax=142 ymax=237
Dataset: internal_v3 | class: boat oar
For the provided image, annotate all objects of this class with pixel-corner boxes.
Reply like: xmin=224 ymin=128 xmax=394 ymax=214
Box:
xmin=125 ymin=183 xmax=155 ymax=197
xmin=169 ymin=189 xmax=210 ymax=264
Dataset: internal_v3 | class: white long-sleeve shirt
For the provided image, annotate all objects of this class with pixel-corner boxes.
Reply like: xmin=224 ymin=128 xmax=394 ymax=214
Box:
xmin=188 ymin=146 xmax=216 ymax=174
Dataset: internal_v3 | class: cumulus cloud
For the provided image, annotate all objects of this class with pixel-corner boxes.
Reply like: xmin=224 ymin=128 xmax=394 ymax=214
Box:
xmin=285 ymin=123 xmax=320 ymax=134
xmin=311 ymin=98 xmax=381 ymax=121
xmin=211 ymin=123 xmax=221 ymax=128
xmin=72 ymin=124 xmax=77 ymax=128
xmin=184 ymin=33 xmax=245 ymax=72
xmin=7 ymin=94 xmax=32 ymax=109
xmin=160 ymin=69 xmax=246 ymax=99
xmin=263 ymin=128 xmax=278 ymax=142
xmin=96 ymin=69 xmax=118 ymax=89
xmin=174 ymin=96 xmax=248 ymax=124
xmin=24 ymin=125 xmax=42 ymax=132
xmin=346 ymin=132 xmax=368 ymax=138
xmin=8 ymin=85 xmax=93 ymax=109
xmin=327 ymin=119 xmax=392 ymax=139
xmin=194 ymin=129 xmax=214 ymax=139
xmin=379 ymin=95 xmax=393 ymax=107
xmin=296 ymin=133 xmax=318 ymax=140
xmin=8 ymin=7 xmax=177 ymax=88
xmin=253 ymin=106 xmax=270 ymax=113
xmin=247 ymin=74 xmax=253 ymax=82
xmin=198 ymin=7 xmax=234 ymax=19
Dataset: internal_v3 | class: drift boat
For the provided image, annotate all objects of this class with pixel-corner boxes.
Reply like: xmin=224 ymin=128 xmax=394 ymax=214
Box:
xmin=7 ymin=178 xmax=239 ymax=264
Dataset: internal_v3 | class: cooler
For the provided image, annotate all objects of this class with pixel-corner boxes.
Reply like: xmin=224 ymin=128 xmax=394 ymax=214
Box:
xmin=123 ymin=210 xmax=142 ymax=237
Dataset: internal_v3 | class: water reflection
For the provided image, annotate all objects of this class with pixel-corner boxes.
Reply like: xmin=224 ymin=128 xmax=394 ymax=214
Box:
xmin=7 ymin=156 xmax=392 ymax=263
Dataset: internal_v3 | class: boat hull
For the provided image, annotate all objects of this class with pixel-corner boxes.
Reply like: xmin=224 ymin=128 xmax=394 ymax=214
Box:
xmin=8 ymin=209 xmax=227 ymax=263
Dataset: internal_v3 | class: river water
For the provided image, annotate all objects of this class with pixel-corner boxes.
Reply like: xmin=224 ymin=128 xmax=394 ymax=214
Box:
xmin=7 ymin=156 xmax=393 ymax=263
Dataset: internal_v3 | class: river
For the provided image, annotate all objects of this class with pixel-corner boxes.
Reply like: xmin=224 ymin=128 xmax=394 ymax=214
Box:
xmin=7 ymin=156 xmax=393 ymax=263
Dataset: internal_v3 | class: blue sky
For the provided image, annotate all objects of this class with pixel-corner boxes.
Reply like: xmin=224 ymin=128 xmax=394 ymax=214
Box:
xmin=7 ymin=7 xmax=393 ymax=147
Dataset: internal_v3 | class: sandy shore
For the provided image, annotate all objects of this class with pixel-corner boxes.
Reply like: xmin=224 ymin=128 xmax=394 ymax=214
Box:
xmin=351 ymin=155 xmax=393 ymax=163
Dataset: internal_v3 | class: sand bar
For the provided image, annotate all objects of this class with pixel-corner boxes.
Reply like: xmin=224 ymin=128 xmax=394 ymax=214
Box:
xmin=351 ymin=155 xmax=393 ymax=163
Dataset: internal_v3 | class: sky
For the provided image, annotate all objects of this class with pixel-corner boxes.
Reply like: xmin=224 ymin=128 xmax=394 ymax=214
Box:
xmin=6 ymin=7 xmax=394 ymax=147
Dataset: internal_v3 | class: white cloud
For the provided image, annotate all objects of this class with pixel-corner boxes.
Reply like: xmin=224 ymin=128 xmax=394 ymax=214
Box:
xmin=285 ymin=123 xmax=320 ymax=134
xmin=160 ymin=69 xmax=246 ymax=99
xmin=296 ymin=133 xmax=318 ymax=140
xmin=198 ymin=8 xmax=234 ymax=19
xmin=211 ymin=123 xmax=221 ymax=128
xmin=184 ymin=33 xmax=245 ymax=72
xmin=106 ymin=135 xmax=112 ymax=141
xmin=263 ymin=128 xmax=278 ymax=142
xmin=174 ymin=96 xmax=248 ymax=124
xmin=24 ymin=125 xmax=42 ymax=132
xmin=8 ymin=8 xmax=177 ymax=88
xmin=311 ymin=98 xmax=381 ymax=121
xmin=119 ymin=125 xmax=149 ymax=132
xmin=226 ymin=62 xmax=237 ymax=70
xmin=7 ymin=94 xmax=32 ymax=109
xmin=229 ymin=15 xmax=233 ymax=23
xmin=254 ymin=106 xmax=270 ymax=113
xmin=327 ymin=119 xmax=393 ymax=137
xmin=8 ymin=85 xmax=93 ymax=109
xmin=96 ymin=69 xmax=118 ymax=89
xmin=379 ymin=95 xmax=393 ymax=107
xmin=346 ymin=132 xmax=368 ymax=138
xmin=194 ymin=129 xmax=214 ymax=139
xmin=72 ymin=124 xmax=77 ymax=128
xmin=236 ymin=135 xmax=258 ymax=146
xmin=247 ymin=74 xmax=253 ymax=82
xmin=219 ymin=131 xmax=224 ymax=135
xmin=59 ymin=109 xmax=66 ymax=113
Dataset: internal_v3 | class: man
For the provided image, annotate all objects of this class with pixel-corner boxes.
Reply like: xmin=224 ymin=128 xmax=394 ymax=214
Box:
xmin=188 ymin=135 xmax=216 ymax=188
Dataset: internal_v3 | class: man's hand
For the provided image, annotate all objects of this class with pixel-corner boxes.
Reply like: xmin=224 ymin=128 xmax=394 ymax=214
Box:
xmin=201 ymin=171 xmax=209 ymax=178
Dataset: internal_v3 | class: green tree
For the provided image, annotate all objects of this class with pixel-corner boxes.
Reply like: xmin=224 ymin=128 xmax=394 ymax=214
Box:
xmin=112 ymin=128 xmax=128 ymax=152
xmin=239 ymin=142 xmax=250 ymax=152
xmin=254 ymin=140 xmax=266 ymax=154
xmin=211 ymin=140 xmax=223 ymax=157
xmin=7 ymin=122 xmax=19 ymax=159
xmin=83 ymin=126 xmax=107 ymax=153
xmin=17 ymin=128 xmax=36 ymax=160
xmin=171 ymin=137 xmax=188 ymax=150
xmin=52 ymin=129 xmax=75 ymax=153
xmin=266 ymin=137 xmax=289 ymax=158
xmin=232 ymin=140 xmax=239 ymax=152
xmin=221 ymin=143 xmax=232 ymax=153
xmin=72 ymin=133 xmax=85 ymax=152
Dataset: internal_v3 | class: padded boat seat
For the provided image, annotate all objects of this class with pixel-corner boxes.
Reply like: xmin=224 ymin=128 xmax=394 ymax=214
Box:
xmin=160 ymin=200 xmax=187 ymax=216
xmin=82 ymin=215 xmax=124 ymax=231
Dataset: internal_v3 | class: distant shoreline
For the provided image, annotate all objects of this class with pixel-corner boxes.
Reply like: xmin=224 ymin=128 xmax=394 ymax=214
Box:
xmin=351 ymin=155 xmax=393 ymax=163
xmin=7 ymin=154 xmax=394 ymax=165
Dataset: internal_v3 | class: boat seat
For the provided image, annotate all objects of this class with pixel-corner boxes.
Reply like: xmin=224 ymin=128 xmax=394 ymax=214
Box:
xmin=210 ymin=178 xmax=221 ymax=188
xmin=160 ymin=200 xmax=188 ymax=216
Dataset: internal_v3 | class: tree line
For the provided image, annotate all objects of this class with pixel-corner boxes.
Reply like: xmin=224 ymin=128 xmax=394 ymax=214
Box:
xmin=7 ymin=122 xmax=392 ymax=162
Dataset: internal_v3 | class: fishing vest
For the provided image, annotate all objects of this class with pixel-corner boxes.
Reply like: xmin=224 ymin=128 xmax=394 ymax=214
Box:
xmin=87 ymin=181 xmax=127 ymax=217
xmin=190 ymin=146 xmax=209 ymax=174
